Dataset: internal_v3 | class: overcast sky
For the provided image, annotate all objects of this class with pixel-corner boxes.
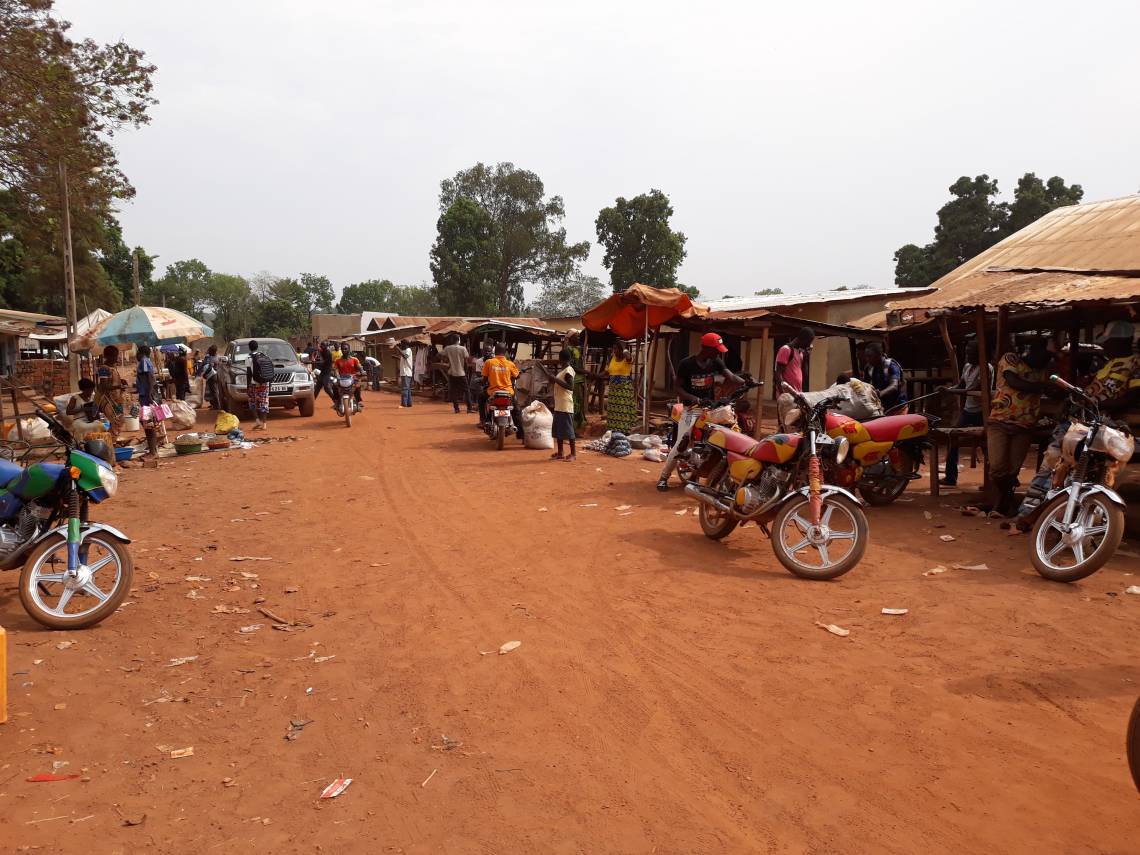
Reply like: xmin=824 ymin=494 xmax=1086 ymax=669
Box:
xmin=59 ymin=0 xmax=1140 ymax=302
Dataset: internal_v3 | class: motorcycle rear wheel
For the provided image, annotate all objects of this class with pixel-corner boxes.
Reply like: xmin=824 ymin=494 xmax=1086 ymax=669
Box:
xmin=496 ymin=423 xmax=506 ymax=450
xmin=699 ymin=473 xmax=739 ymax=540
xmin=1128 ymin=693 xmax=1140 ymax=793
xmin=19 ymin=532 xmax=134 ymax=630
xmin=858 ymin=449 xmax=915 ymax=506
xmin=1030 ymin=491 xmax=1124 ymax=582
xmin=770 ymin=494 xmax=867 ymax=580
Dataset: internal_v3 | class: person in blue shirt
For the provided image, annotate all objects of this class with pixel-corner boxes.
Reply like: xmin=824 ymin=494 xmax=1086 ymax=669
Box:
xmin=861 ymin=342 xmax=908 ymax=413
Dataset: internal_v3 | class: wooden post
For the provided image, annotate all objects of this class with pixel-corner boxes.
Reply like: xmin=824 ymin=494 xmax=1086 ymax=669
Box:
xmin=848 ymin=337 xmax=859 ymax=376
xmin=995 ymin=306 xmax=1009 ymax=360
xmin=756 ymin=328 xmax=766 ymax=419
xmin=642 ymin=328 xmax=660 ymax=431
xmin=939 ymin=317 xmax=960 ymax=383
xmin=975 ymin=311 xmax=992 ymax=424
xmin=1068 ymin=314 xmax=1081 ymax=385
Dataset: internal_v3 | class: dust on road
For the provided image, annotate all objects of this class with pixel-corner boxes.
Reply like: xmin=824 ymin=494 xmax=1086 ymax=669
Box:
xmin=2 ymin=390 xmax=1139 ymax=853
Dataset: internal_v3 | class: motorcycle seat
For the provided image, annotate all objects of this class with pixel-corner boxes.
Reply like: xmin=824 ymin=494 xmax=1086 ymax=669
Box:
xmin=861 ymin=414 xmax=929 ymax=443
xmin=707 ymin=426 xmax=758 ymax=456
xmin=0 ymin=458 xmax=21 ymax=487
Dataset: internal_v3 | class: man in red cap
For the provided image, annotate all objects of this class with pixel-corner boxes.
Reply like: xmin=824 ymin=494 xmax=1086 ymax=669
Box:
xmin=674 ymin=333 xmax=746 ymax=405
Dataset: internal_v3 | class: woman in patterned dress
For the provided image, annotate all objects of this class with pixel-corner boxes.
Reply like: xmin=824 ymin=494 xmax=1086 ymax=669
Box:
xmin=604 ymin=342 xmax=637 ymax=433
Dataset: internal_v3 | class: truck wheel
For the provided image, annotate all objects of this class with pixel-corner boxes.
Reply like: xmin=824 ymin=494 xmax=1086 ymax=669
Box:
xmin=298 ymin=397 xmax=314 ymax=417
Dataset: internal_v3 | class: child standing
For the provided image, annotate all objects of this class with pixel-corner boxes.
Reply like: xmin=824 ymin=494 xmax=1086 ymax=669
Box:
xmin=541 ymin=350 xmax=577 ymax=461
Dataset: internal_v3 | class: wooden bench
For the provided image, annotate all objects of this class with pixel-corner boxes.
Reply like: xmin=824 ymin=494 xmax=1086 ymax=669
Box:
xmin=927 ymin=426 xmax=988 ymax=497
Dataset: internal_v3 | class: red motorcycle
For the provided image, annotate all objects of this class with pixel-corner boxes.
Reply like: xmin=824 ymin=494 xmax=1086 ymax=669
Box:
xmin=684 ymin=385 xmax=869 ymax=579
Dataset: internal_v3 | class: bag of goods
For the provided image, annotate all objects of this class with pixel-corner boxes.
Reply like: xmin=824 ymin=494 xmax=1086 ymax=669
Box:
xmin=606 ymin=431 xmax=632 ymax=457
xmin=167 ymin=400 xmax=197 ymax=430
xmin=778 ymin=380 xmax=884 ymax=430
xmin=520 ymin=400 xmax=555 ymax=450
xmin=7 ymin=417 xmax=50 ymax=442
xmin=214 ymin=411 xmax=240 ymax=434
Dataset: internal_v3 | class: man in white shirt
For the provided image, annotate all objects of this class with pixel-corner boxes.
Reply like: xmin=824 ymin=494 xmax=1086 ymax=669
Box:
xmin=398 ymin=340 xmax=414 ymax=408
xmin=941 ymin=339 xmax=992 ymax=486
xmin=363 ymin=354 xmax=381 ymax=390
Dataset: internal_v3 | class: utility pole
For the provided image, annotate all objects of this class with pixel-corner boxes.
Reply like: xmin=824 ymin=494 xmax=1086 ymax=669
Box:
xmin=132 ymin=249 xmax=140 ymax=306
xmin=58 ymin=159 xmax=79 ymax=391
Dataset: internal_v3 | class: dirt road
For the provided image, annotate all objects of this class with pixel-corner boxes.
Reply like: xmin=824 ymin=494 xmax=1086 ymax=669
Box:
xmin=2 ymin=391 xmax=1139 ymax=853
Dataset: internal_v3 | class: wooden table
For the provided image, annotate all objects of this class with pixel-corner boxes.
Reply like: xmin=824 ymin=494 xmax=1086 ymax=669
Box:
xmin=928 ymin=426 xmax=987 ymax=497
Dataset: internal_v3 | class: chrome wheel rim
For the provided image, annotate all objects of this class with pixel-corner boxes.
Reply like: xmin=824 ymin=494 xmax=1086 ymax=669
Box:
xmin=1035 ymin=496 xmax=1112 ymax=572
xmin=27 ymin=537 xmax=123 ymax=621
xmin=778 ymin=497 xmax=859 ymax=571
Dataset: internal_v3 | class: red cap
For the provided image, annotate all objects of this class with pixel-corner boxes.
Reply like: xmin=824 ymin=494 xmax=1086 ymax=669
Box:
xmin=700 ymin=332 xmax=729 ymax=353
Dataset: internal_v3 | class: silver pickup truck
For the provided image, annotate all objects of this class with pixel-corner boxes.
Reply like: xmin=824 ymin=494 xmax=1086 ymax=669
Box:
xmin=217 ymin=338 xmax=315 ymax=417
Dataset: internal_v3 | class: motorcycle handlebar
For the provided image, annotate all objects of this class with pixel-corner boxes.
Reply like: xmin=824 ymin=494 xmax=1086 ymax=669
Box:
xmin=1050 ymin=373 xmax=1086 ymax=398
xmin=35 ymin=408 xmax=75 ymax=448
xmin=699 ymin=380 xmax=762 ymax=410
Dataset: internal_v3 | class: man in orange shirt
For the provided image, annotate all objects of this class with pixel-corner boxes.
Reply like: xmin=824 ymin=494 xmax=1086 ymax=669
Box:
xmin=480 ymin=343 xmax=522 ymax=437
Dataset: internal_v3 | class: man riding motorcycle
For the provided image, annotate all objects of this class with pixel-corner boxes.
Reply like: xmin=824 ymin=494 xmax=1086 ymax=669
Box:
xmin=334 ymin=348 xmax=364 ymax=411
xmin=481 ymin=343 xmax=523 ymax=440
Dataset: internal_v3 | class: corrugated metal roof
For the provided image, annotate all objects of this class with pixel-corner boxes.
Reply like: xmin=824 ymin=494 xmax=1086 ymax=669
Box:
xmin=707 ymin=287 xmax=925 ymax=314
xmin=886 ymin=194 xmax=1140 ymax=313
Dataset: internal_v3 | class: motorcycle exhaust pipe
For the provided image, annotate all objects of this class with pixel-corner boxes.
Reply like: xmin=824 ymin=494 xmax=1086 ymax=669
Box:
xmin=684 ymin=483 xmax=735 ymax=515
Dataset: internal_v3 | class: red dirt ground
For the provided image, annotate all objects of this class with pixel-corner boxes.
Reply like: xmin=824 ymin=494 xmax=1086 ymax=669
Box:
xmin=2 ymin=388 xmax=1139 ymax=853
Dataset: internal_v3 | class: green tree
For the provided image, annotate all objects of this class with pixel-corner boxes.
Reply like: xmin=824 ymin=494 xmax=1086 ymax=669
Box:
xmin=595 ymin=189 xmax=687 ymax=292
xmin=894 ymin=172 xmax=1083 ymax=288
xmin=391 ymin=284 xmax=439 ymax=315
xmin=300 ymin=272 xmax=334 ymax=318
xmin=529 ymin=274 xmax=606 ymax=317
xmin=251 ymin=278 xmax=309 ymax=339
xmin=753 ymin=287 xmax=783 ymax=296
xmin=430 ymin=197 xmax=500 ymax=316
xmin=337 ymin=279 xmax=399 ymax=314
xmin=436 ymin=162 xmax=589 ymax=314
xmin=145 ymin=259 xmax=210 ymax=316
xmin=203 ymin=273 xmax=254 ymax=343
xmin=1007 ymin=173 xmax=1083 ymax=234
xmin=0 ymin=0 xmax=156 ymax=212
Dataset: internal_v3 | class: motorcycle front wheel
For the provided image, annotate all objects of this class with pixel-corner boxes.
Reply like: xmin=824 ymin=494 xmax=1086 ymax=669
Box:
xmin=1127 ymin=693 xmax=1140 ymax=793
xmin=698 ymin=473 xmax=739 ymax=540
xmin=1030 ymin=491 xmax=1124 ymax=582
xmin=770 ymin=494 xmax=867 ymax=580
xmin=343 ymin=396 xmax=352 ymax=427
xmin=19 ymin=532 xmax=134 ymax=630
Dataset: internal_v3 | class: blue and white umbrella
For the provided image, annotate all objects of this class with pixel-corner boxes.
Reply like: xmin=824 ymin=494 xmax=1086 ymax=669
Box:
xmin=72 ymin=306 xmax=213 ymax=349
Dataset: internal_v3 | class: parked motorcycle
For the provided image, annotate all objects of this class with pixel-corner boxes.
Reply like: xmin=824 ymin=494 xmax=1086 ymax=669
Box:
xmin=685 ymin=384 xmax=869 ymax=579
xmin=656 ymin=389 xmax=745 ymax=491
xmin=334 ymin=375 xmax=361 ymax=427
xmin=823 ymin=407 xmax=935 ymax=505
xmin=484 ymin=389 xmax=517 ymax=450
xmin=4 ymin=410 xmax=133 ymax=629
xmin=1022 ymin=375 xmax=1133 ymax=582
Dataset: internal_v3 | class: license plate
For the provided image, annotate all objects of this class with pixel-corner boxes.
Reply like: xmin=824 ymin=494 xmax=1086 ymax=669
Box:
xmin=270 ymin=384 xmax=290 ymax=393
xmin=494 ymin=409 xmax=510 ymax=417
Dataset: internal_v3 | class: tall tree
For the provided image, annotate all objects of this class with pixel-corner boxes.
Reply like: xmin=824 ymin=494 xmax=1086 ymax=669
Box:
xmin=1007 ymin=173 xmax=1083 ymax=234
xmin=430 ymin=197 xmax=500 ymax=316
xmin=529 ymin=274 xmax=606 ymax=317
xmin=300 ymin=272 xmax=334 ymax=318
xmin=894 ymin=173 xmax=1084 ymax=288
xmin=251 ymin=278 xmax=309 ymax=339
xmin=595 ymin=189 xmax=688 ymax=293
xmin=337 ymin=279 xmax=400 ymax=314
xmin=436 ymin=162 xmax=589 ymax=314
xmin=145 ymin=259 xmax=210 ymax=316
xmin=202 ymin=273 xmax=255 ymax=343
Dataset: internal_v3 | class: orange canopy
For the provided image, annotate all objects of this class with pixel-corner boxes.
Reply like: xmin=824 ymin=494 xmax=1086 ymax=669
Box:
xmin=581 ymin=284 xmax=708 ymax=339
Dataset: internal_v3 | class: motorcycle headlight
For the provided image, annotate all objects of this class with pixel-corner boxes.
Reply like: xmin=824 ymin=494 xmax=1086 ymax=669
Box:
xmin=99 ymin=465 xmax=119 ymax=498
xmin=834 ymin=436 xmax=850 ymax=465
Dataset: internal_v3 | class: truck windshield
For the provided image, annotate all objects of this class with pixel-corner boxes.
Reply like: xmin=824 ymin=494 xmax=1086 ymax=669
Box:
xmin=231 ymin=342 xmax=297 ymax=363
